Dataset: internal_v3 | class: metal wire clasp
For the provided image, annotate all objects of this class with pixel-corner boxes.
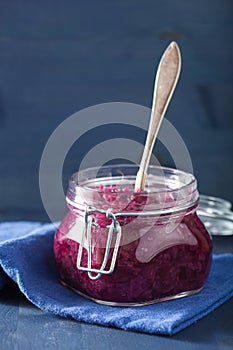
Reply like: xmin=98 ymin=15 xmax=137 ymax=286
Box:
xmin=76 ymin=206 xmax=122 ymax=280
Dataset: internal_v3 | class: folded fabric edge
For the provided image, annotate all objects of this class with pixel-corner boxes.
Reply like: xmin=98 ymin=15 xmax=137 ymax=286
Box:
xmin=0 ymin=222 xmax=57 ymax=245
xmin=170 ymin=290 xmax=233 ymax=335
xmin=3 ymin=261 xmax=233 ymax=337
xmin=0 ymin=259 xmax=181 ymax=336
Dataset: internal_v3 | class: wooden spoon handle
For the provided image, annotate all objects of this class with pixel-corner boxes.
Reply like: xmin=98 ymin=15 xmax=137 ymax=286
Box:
xmin=134 ymin=41 xmax=181 ymax=192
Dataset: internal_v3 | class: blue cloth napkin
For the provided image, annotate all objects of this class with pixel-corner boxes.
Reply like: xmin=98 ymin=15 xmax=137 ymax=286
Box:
xmin=0 ymin=222 xmax=233 ymax=335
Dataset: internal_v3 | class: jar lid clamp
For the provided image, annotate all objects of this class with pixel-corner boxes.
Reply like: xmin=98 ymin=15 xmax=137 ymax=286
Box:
xmin=76 ymin=206 xmax=122 ymax=280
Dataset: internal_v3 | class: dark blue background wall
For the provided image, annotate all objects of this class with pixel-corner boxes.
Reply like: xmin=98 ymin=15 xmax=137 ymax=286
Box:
xmin=0 ymin=0 xmax=232 ymax=221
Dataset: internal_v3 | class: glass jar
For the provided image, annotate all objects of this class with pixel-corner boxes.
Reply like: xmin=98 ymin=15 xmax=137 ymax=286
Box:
xmin=54 ymin=165 xmax=212 ymax=306
xmin=197 ymin=195 xmax=233 ymax=236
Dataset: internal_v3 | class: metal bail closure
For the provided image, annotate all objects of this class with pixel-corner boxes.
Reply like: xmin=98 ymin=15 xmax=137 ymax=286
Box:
xmin=76 ymin=206 xmax=122 ymax=280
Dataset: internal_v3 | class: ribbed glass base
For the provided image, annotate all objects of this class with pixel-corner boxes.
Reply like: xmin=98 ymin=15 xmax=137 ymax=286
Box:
xmin=60 ymin=279 xmax=202 ymax=307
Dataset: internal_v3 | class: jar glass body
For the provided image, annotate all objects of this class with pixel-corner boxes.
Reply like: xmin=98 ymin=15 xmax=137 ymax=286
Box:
xmin=54 ymin=165 xmax=212 ymax=306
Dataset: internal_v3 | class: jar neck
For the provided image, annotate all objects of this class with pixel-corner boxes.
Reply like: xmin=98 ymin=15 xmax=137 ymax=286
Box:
xmin=66 ymin=165 xmax=199 ymax=217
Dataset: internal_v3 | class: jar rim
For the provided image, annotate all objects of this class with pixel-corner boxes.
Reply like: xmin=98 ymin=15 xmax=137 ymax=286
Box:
xmin=69 ymin=164 xmax=196 ymax=194
xmin=67 ymin=165 xmax=198 ymax=214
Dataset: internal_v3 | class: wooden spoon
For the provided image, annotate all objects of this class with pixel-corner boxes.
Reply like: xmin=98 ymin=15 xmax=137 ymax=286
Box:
xmin=134 ymin=41 xmax=181 ymax=192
